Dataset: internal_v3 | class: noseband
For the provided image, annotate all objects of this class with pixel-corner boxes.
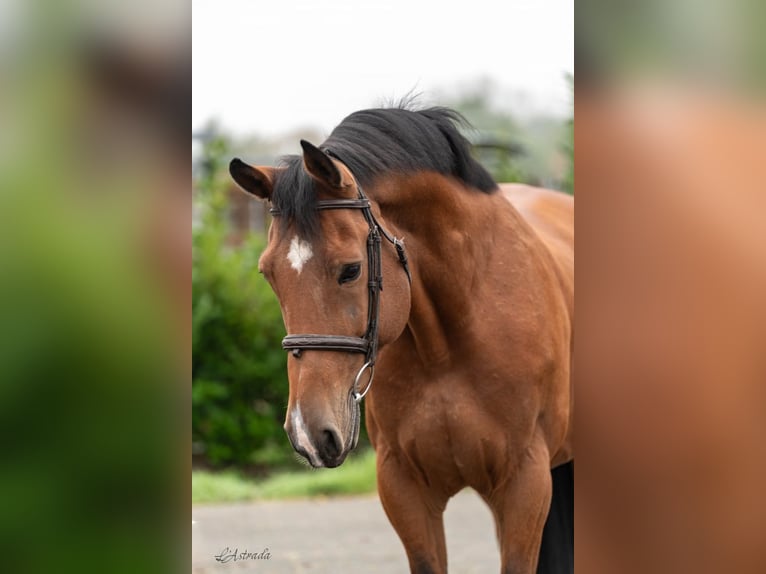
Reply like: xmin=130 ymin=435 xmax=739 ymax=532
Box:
xmin=269 ymin=183 xmax=411 ymax=402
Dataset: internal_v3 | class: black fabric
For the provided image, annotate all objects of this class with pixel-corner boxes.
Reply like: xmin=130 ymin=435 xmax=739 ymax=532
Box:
xmin=537 ymin=461 xmax=574 ymax=574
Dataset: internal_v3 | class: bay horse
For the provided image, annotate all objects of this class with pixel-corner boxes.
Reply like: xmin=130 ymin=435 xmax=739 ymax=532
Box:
xmin=229 ymin=107 xmax=573 ymax=574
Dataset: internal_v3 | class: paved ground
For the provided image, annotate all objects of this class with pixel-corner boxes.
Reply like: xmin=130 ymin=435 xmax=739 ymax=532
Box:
xmin=192 ymin=489 xmax=500 ymax=573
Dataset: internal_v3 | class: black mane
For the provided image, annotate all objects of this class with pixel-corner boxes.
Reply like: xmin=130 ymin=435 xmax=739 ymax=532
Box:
xmin=271 ymin=106 xmax=498 ymax=237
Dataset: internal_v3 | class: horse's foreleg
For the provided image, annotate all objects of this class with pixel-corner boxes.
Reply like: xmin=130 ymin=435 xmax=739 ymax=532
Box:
xmin=376 ymin=451 xmax=448 ymax=574
xmin=484 ymin=440 xmax=552 ymax=574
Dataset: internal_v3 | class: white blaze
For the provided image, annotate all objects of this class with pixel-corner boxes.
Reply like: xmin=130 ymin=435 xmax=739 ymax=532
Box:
xmin=292 ymin=404 xmax=321 ymax=467
xmin=287 ymin=236 xmax=313 ymax=273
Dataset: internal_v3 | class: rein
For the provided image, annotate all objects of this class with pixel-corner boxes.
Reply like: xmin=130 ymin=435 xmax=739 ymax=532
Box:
xmin=269 ymin=183 xmax=411 ymax=402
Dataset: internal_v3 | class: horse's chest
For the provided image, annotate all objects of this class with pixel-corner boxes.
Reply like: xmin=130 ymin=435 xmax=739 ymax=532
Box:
xmin=385 ymin=381 xmax=512 ymax=492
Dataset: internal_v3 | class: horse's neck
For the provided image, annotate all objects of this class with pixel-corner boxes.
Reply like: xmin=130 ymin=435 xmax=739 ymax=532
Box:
xmin=376 ymin=174 xmax=541 ymax=367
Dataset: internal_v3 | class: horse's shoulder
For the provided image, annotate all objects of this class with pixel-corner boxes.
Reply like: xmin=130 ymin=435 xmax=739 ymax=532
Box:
xmin=499 ymin=184 xmax=573 ymax=249
xmin=499 ymin=184 xmax=573 ymax=227
xmin=498 ymin=183 xmax=574 ymax=305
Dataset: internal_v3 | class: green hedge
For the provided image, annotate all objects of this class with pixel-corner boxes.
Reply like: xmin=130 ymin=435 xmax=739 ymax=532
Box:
xmin=192 ymin=231 xmax=290 ymax=467
xmin=192 ymin=139 xmax=290 ymax=468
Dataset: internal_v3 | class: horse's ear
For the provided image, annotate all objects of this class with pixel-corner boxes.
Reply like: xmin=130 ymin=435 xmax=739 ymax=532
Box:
xmin=300 ymin=140 xmax=342 ymax=188
xmin=229 ymin=158 xmax=274 ymax=200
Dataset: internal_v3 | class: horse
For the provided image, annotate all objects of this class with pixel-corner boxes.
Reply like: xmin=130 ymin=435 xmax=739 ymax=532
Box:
xmin=229 ymin=106 xmax=574 ymax=574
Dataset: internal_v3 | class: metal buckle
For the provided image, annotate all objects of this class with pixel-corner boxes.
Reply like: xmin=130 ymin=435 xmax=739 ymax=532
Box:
xmin=352 ymin=361 xmax=375 ymax=402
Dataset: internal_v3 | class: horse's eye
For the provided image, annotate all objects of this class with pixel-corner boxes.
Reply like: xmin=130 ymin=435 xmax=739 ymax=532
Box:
xmin=338 ymin=263 xmax=362 ymax=284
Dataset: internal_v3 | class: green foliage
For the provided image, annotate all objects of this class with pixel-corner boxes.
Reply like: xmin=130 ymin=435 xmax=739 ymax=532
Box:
xmin=192 ymin=468 xmax=261 ymax=503
xmin=192 ymin=137 xmax=289 ymax=468
xmin=446 ymin=85 xmax=529 ymax=183
xmin=445 ymin=78 xmax=571 ymax=190
xmin=475 ymin=146 xmax=529 ymax=184
xmin=257 ymin=448 xmax=377 ymax=499
xmin=192 ymin=449 xmax=378 ymax=503
xmin=561 ymin=73 xmax=574 ymax=195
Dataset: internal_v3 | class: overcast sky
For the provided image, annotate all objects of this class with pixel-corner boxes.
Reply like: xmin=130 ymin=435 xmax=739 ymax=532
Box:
xmin=193 ymin=0 xmax=573 ymax=138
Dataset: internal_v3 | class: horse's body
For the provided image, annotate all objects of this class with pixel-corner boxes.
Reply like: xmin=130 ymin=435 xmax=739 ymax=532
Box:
xmin=366 ymin=179 xmax=573 ymax=574
xmin=230 ymin=107 xmax=573 ymax=574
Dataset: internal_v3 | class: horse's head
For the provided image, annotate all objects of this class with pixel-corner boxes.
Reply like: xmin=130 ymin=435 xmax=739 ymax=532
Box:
xmin=230 ymin=141 xmax=411 ymax=467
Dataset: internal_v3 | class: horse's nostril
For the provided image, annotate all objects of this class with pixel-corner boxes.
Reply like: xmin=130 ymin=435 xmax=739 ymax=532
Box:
xmin=321 ymin=428 xmax=342 ymax=459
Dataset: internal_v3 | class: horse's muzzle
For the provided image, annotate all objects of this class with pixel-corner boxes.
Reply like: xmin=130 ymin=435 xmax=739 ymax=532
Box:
xmin=284 ymin=400 xmax=360 ymax=468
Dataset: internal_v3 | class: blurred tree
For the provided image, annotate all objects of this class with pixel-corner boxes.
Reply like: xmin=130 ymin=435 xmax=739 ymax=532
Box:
xmin=443 ymin=77 xmax=570 ymax=190
xmin=192 ymin=136 xmax=292 ymax=469
xmin=561 ymin=73 xmax=574 ymax=195
xmin=445 ymin=82 xmax=529 ymax=183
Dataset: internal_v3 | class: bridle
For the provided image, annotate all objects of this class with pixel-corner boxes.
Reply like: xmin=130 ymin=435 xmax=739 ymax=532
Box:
xmin=269 ymin=180 xmax=411 ymax=403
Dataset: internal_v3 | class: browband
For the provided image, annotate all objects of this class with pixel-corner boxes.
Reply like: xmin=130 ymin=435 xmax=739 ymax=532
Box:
xmin=269 ymin=198 xmax=369 ymax=216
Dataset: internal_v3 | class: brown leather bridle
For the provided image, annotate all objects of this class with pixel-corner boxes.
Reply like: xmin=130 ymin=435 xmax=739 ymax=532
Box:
xmin=269 ymin=182 xmax=411 ymax=402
